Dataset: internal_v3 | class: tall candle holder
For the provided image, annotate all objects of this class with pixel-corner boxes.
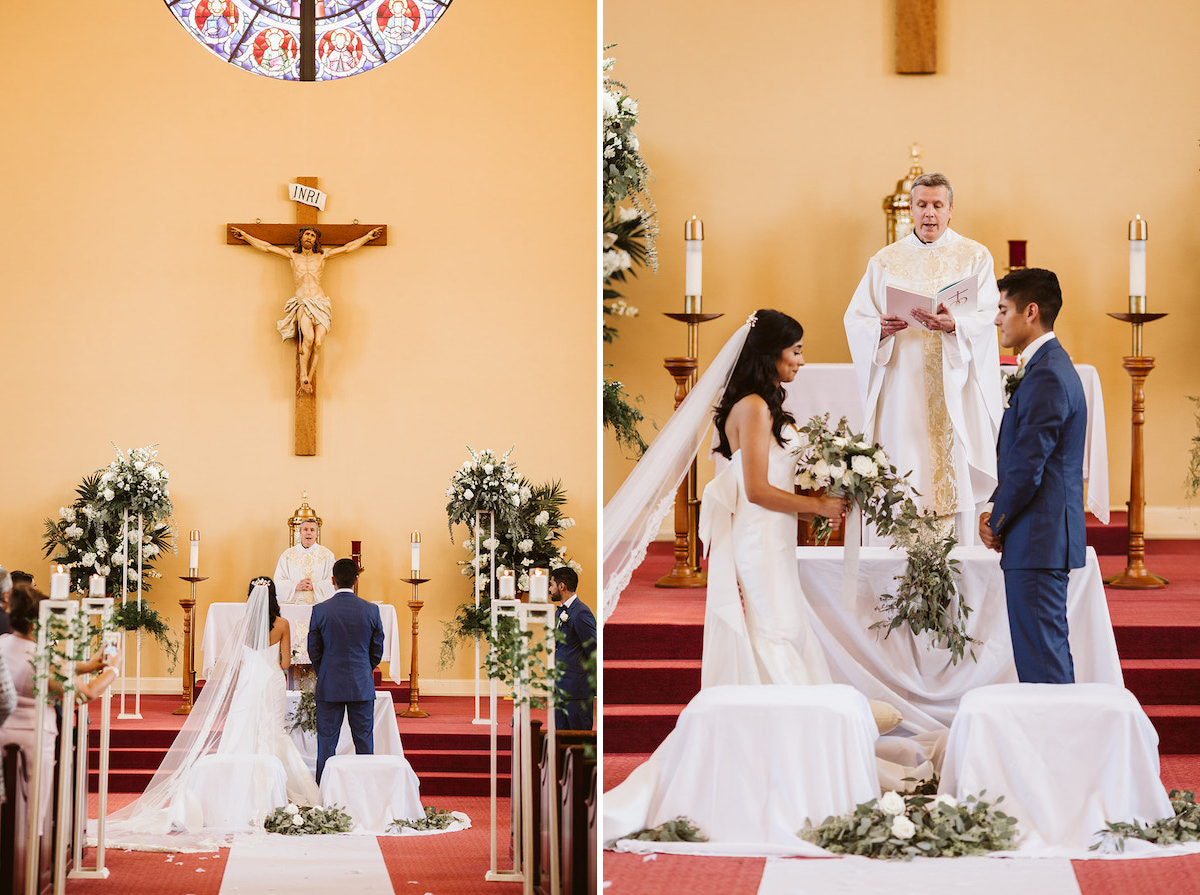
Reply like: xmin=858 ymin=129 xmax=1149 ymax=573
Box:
xmin=1105 ymin=214 xmax=1168 ymax=589
xmin=175 ymin=574 xmax=207 ymax=714
xmin=399 ymin=576 xmax=431 ymax=718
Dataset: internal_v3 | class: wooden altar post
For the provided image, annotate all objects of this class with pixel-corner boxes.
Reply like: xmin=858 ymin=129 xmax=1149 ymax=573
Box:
xmin=399 ymin=576 xmax=430 ymax=718
xmin=226 ymin=176 xmax=387 ymax=455
xmin=175 ymin=577 xmax=206 ymax=714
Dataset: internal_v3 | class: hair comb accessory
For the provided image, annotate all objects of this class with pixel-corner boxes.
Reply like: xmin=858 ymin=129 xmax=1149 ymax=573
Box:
xmin=746 ymin=312 xmax=758 ymax=328
xmin=252 ymin=577 xmax=272 ymax=587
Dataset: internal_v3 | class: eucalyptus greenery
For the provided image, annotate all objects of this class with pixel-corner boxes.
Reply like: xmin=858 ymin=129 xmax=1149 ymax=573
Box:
xmin=30 ymin=608 xmax=99 ymax=706
xmin=800 ymin=789 xmax=1018 ymax=860
xmin=1186 ymin=396 xmax=1200 ymax=499
xmin=796 ymin=415 xmax=977 ymax=664
xmin=628 ymin=816 xmax=708 ymax=843
xmin=482 ymin=614 xmax=561 ymax=709
xmin=286 ymin=686 xmax=317 ymax=735
xmin=112 ymin=600 xmax=179 ymax=672
xmin=603 ymin=374 xmax=648 ymax=457
xmin=264 ymin=803 xmax=353 ymax=835
xmin=387 ymin=806 xmax=457 ymax=832
xmin=1092 ymin=789 xmax=1200 ymax=852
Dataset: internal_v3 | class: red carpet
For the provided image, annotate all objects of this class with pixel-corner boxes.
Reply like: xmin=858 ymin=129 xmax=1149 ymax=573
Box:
xmin=603 ymin=520 xmax=1200 ymax=894
xmin=69 ymin=792 xmax=522 ymax=895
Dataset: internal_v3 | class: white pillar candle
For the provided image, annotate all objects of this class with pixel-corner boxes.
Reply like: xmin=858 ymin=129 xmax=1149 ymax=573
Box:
xmin=684 ymin=216 xmax=703 ymax=297
xmin=189 ymin=530 xmax=200 ymax=572
xmin=529 ymin=568 xmax=549 ymax=603
xmin=410 ymin=531 xmax=421 ymax=577
xmin=1129 ymin=215 xmax=1147 ymax=297
xmin=51 ymin=564 xmax=69 ymax=599
xmin=499 ymin=569 xmax=516 ymax=598
xmin=89 ymin=574 xmax=105 ymax=597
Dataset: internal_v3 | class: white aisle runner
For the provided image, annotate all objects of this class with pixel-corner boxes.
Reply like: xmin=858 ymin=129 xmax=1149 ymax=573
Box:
xmin=757 ymin=855 xmax=1083 ymax=895
xmin=219 ymin=834 xmax=393 ymax=894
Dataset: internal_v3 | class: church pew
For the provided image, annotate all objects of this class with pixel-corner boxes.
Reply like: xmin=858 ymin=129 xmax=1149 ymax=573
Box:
xmin=585 ymin=760 xmax=597 ymax=895
xmin=535 ymin=729 xmax=595 ymax=893
xmin=558 ymin=744 xmax=597 ymax=895
xmin=1 ymin=744 xmax=21 ymax=895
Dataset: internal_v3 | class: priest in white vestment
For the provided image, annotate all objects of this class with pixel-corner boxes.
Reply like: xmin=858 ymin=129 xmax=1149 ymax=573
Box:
xmin=844 ymin=172 xmax=1002 ymax=545
xmin=274 ymin=519 xmax=335 ymax=603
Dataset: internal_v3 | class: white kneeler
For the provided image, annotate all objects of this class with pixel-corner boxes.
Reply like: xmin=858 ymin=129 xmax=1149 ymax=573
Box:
xmin=173 ymin=754 xmax=289 ymax=832
xmin=604 ymin=684 xmax=881 ymax=847
xmin=320 ymin=754 xmax=423 ymax=833
xmin=940 ymin=682 xmax=1174 ymax=850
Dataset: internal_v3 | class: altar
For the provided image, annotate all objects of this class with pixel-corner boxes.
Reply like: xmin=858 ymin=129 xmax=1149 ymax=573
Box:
xmin=200 ymin=602 xmax=404 ymax=682
xmin=782 ymin=362 xmax=1110 ymax=522
xmin=800 ymin=545 xmax=1123 ymax=735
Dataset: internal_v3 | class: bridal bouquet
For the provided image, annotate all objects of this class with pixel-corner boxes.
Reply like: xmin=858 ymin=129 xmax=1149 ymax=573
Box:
xmin=794 ymin=416 xmax=977 ymax=664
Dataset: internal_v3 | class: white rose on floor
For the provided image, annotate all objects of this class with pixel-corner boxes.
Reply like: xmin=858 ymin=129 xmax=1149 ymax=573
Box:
xmin=851 ymin=455 xmax=878 ymax=478
xmin=890 ymin=814 xmax=916 ymax=839
xmin=285 ymin=804 xmax=301 ymax=815
xmin=934 ymin=794 xmax=958 ymax=810
xmin=878 ymin=791 xmax=906 ymax=815
xmin=291 ymin=814 xmax=305 ymax=826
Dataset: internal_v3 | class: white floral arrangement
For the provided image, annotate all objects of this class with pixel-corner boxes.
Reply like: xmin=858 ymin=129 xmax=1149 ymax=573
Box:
xmin=445 ymin=447 xmax=527 ymax=536
xmin=795 ymin=415 xmax=977 ymax=664
xmin=43 ymin=444 xmax=175 ymax=597
xmin=800 ymin=787 xmax=1018 ymax=859
xmin=264 ymin=802 xmax=353 ymax=835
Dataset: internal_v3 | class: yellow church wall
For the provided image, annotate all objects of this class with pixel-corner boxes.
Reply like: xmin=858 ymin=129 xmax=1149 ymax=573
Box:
xmin=3 ymin=4 xmax=598 ymax=689
xmin=604 ymin=1 xmax=1200 ymax=536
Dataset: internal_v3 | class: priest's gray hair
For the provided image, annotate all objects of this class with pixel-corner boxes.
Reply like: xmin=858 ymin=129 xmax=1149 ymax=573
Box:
xmin=0 ymin=568 xmax=10 ymax=597
xmin=911 ymin=172 xmax=953 ymax=207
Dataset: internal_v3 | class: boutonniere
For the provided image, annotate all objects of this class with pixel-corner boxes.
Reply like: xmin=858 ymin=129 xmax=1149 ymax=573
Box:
xmin=559 ymin=610 xmax=570 ymax=623
xmin=1002 ymin=367 xmax=1025 ymax=406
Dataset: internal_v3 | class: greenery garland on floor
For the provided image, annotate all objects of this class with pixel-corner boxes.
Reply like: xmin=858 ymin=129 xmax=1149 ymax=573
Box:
xmin=264 ymin=803 xmax=353 ymax=835
xmin=627 ymin=817 xmax=708 ymax=843
xmin=800 ymin=787 xmax=1018 ymax=860
xmin=388 ymin=806 xmax=457 ymax=832
xmin=1093 ymin=790 xmax=1200 ymax=851
xmin=795 ymin=415 xmax=978 ymax=664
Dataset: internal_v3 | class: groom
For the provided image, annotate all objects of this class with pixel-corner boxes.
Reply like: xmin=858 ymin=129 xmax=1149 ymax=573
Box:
xmin=307 ymin=557 xmax=384 ymax=783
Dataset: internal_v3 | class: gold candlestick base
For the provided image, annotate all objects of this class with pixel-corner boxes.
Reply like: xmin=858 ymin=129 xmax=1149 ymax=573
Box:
xmin=175 ymin=576 xmax=208 ymax=715
xmin=399 ymin=577 xmax=431 ymax=717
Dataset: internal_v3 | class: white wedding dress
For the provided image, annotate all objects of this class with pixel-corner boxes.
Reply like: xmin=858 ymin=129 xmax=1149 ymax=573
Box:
xmin=699 ymin=424 xmax=832 ymax=688
xmin=100 ymin=584 xmax=320 ymax=852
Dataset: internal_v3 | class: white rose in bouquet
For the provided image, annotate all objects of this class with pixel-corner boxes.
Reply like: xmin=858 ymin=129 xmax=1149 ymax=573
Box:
xmin=850 ymin=455 xmax=878 ymax=478
xmin=878 ymin=791 xmax=906 ymax=815
xmin=812 ymin=459 xmax=831 ymax=481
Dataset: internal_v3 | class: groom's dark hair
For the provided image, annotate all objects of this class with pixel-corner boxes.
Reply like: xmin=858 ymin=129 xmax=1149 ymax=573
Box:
xmin=332 ymin=558 xmax=359 ymax=589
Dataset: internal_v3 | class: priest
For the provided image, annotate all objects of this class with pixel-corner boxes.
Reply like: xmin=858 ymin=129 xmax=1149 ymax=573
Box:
xmin=274 ymin=519 xmax=335 ymax=603
xmin=843 ymin=172 xmax=1002 ymax=545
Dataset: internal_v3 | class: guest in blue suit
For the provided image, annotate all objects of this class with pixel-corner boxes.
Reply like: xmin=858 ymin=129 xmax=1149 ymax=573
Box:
xmin=549 ymin=567 xmax=596 ymax=730
xmin=980 ymin=268 xmax=1086 ymax=684
xmin=307 ymin=557 xmax=384 ymax=782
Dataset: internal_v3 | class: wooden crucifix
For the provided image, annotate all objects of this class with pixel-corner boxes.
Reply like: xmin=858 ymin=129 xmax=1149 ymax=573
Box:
xmin=228 ymin=176 xmax=386 ymax=456
xmin=896 ymin=0 xmax=936 ymax=74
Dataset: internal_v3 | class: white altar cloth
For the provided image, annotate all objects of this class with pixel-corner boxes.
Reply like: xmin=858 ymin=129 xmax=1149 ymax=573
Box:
xmin=200 ymin=601 xmax=404 ymax=682
xmin=287 ymin=691 xmax=406 ymax=777
xmin=941 ymin=683 xmax=1173 ymax=853
xmin=783 ymin=362 xmax=1110 ymax=522
xmin=320 ymin=754 xmax=423 ymax=833
xmin=604 ymin=685 xmax=880 ymax=849
xmin=801 ymin=546 xmax=1123 ymax=736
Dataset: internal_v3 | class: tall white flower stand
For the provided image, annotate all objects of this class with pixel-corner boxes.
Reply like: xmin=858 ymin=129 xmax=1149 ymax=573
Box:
xmin=27 ymin=601 xmax=82 ymax=895
xmin=118 ymin=511 xmax=144 ymax=720
xmin=484 ymin=598 xmax=559 ymax=895
xmin=472 ymin=510 xmax=496 ymax=726
xmin=69 ymin=597 xmax=115 ymax=881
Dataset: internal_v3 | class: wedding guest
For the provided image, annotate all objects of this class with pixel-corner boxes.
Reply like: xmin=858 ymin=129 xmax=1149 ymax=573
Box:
xmin=0 ymin=567 xmax=12 ymax=635
xmin=549 ymin=567 xmax=596 ymax=731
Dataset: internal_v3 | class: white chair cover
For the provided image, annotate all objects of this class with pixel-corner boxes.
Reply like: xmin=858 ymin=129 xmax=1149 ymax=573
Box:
xmin=319 ymin=754 xmax=423 ymax=833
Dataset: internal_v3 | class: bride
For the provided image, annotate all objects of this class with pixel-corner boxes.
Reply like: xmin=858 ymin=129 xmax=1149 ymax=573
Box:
xmin=700 ymin=309 xmax=847 ymax=687
xmin=102 ymin=578 xmax=320 ymax=851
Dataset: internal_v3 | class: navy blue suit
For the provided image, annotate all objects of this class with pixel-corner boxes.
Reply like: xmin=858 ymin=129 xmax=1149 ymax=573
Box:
xmin=307 ymin=588 xmax=384 ymax=782
xmin=554 ymin=595 xmax=596 ymax=730
xmin=989 ymin=337 xmax=1087 ymax=683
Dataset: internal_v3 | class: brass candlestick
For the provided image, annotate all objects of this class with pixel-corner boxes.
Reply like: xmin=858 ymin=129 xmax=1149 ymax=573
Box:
xmin=175 ymin=575 xmax=207 ymax=714
xmin=399 ymin=577 xmax=430 ymax=717
xmin=656 ymin=357 xmax=706 ymax=588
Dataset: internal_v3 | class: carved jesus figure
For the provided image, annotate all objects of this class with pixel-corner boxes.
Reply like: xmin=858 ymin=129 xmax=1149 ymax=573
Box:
xmin=230 ymin=225 xmax=383 ymax=393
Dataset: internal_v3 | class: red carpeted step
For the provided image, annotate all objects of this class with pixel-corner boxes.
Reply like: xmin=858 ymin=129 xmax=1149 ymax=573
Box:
xmin=416 ymin=771 xmax=510 ymax=798
xmin=604 ymin=622 xmax=704 ymax=660
xmin=605 ymin=658 xmax=701 ymax=704
xmin=1122 ymin=659 xmax=1200 ymax=704
xmin=602 ymin=704 xmax=683 ymax=754
xmin=1143 ymin=705 xmax=1200 ymax=754
xmin=404 ymin=749 xmax=511 ymax=775
xmin=1114 ymin=625 xmax=1200 ymax=660
xmin=1086 ymin=510 xmax=1128 ymax=556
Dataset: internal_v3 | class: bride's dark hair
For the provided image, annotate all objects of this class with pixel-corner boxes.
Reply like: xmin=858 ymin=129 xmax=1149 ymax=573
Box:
xmin=249 ymin=577 xmax=281 ymax=631
xmin=713 ymin=309 xmax=803 ymax=460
